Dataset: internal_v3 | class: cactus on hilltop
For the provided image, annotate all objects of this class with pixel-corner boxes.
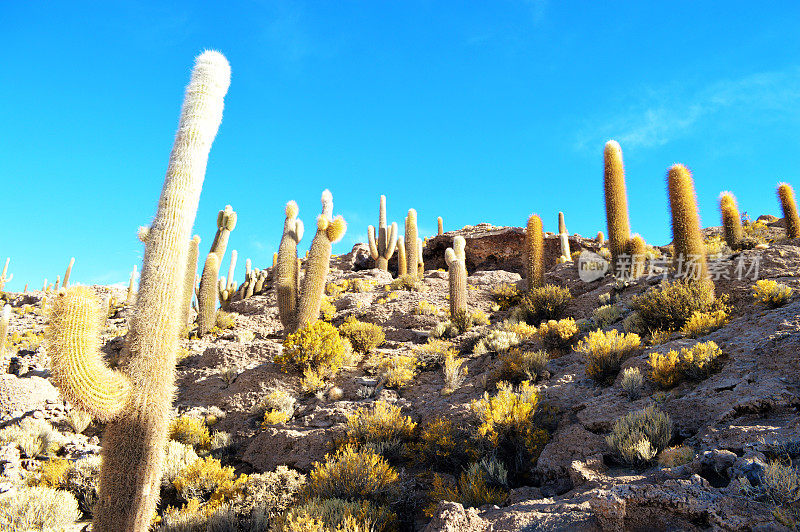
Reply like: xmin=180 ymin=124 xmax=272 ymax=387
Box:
xmin=777 ymin=182 xmax=800 ymax=239
xmin=210 ymin=205 xmax=237 ymax=262
xmin=63 ymin=257 xmax=75 ymax=289
xmin=445 ymin=236 xmax=467 ymax=318
xmin=718 ymin=192 xmax=743 ymax=249
xmin=438 ymin=216 xmax=444 ymax=236
xmin=604 ymin=140 xmax=631 ymax=274
xmin=367 ymin=195 xmax=398 ymax=271
xmin=405 ymin=209 xmax=419 ymax=280
xmin=276 ymin=200 xmax=304 ymax=330
xmin=667 ymin=164 xmax=709 ymax=284
xmin=525 ymin=214 xmax=544 ymax=289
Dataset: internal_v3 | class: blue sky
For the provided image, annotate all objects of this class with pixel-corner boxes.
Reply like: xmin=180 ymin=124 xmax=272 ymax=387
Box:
xmin=1 ymin=1 xmax=799 ymax=291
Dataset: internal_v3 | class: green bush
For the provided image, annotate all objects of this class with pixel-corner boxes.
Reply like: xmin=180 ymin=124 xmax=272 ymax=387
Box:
xmin=498 ymin=348 xmax=549 ymax=382
xmin=576 ymin=329 xmax=641 ymax=385
xmin=280 ymin=497 xmax=397 ymax=532
xmin=631 ymin=279 xmax=725 ymax=332
xmin=0 ymin=486 xmax=81 ymax=531
xmin=519 ymin=284 xmax=572 ymax=324
xmin=306 ymin=445 xmax=400 ymax=502
xmin=606 ymin=405 xmax=672 ymax=468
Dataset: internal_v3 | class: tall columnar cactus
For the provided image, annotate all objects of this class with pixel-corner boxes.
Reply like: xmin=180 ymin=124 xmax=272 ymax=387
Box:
xmin=405 ymin=209 xmax=419 ymax=280
xmin=367 ymin=195 xmax=398 ymax=271
xmin=0 ymin=304 xmax=10 ymax=357
xmin=210 ymin=205 xmax=237 ymax=262
xmin=277 ymin=201 xmax=304 ymax=330
xmin=438 ymin=216 xmax=444 ymax=236
xmin=604 ymin=140 xmax=631 ymax=273
xmin=294 ymin=191 xmax=346 ymax=332
xmin=45 ymin=51 xmax=230 ymax=532
xmin=218 ymin=249 xmax=237 ymax=310
xmin=525 ymin=214 xmax=544 ymax=289
xmin=0 ymin=258 xmax=11 ymax=292
xmin=417 ymin=238 xmax=424 ymax=277
xmin=63 ymin=257 xmax=75 ymax=289
xmin=667 ymin=164 xmax=708 ymax=283
xmin=198 ymin=252 xmax=220 ymax=334
xmin=777 ymin=183 xmax=800 ymax=239
xmin=397 ymin=237 xmax=407 ymax=277
xmin=445 ymin=236 xmax=467 ymax=318
xmin=625 ymin=234 xmax=646 ymax=280
xmin=718 ymin=192 xmax=743 ymax=249
xmin=126 ymin=265 xmax=137 ymax=303
xmin=558 ymin=212 xmax=571 ymax=261
xmin=180 ymin=235 xmax=201 ymax=326
xmin=272 ymin=252 xmax=277 ymax=269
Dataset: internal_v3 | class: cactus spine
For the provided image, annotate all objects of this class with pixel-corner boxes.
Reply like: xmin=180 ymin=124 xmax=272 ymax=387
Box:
xmin=667 ymin=164 xmax=708 ymax=283
xmin=210 ymin=205 xmax=237 ymax=262
xmin=625 ymin=234 xmax=646 ymax=279
xmin=777 ymin=183 xmax=800 ymax=239
xmin=180 ymin=236 xmax=201 ymax=326
xmin=397 ymin=237 xmax=407 ymax=276
xmin=405 ymin=209 xmax=419 ymax=280
xmin=719 ymin=192 xmax=743 ymax=249
xmin=294 ymin=190 xmax=346 ymax=332
xmin=0 ymin=304 xmax=9 ymax=357
xmin=525 ymin=214 xmax=544 ymax=289
xmin=604 ymin=140 xmax=631 ymax=273
xmin=0 ymin=258 xmax=11 ymax=291
xmin=445 ymin=236 xmax=467 ymax=318
xmin=45 ymin=51 xmax=229 ymax=532
xmin=367 ymin=195 xmax=398 ymax=271
xmin=277 ymin=201 xmax=304 ymax=330
xmin=437 ymin=216 xmax=444 ymax=236
xmin=198 ymin=252 xmax=220 ymax=334
xmin=63 ymin=257 xmax=75 ymax=289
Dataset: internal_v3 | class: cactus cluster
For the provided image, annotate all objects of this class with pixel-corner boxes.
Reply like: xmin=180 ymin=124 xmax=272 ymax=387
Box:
xmin=0 ymin=258 xmax=13 ymax=292
xmin=367 ymin=195 xmax=398 ymax=271
xmin=445 ymin=236 xmax=467 ymax=318
xmin=218 ymin=249 xmax=238 ymax=310
xmin=45 ymin=50 xmax=230 ymax=532
xmin=197 ymin=205 xmax=237 ymax=333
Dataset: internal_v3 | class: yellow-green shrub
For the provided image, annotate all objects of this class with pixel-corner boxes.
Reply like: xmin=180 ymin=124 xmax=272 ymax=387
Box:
xmin=306 ymin=445 xmax=400 ymax=502
xmin=412 ymin=300 xmax=444 ymax=316
xmin=491 ymin=283 xmax=521 ymax=310
xmin=27 ymin=458 xmax=72 ymax=488
xmin=376 ymin=355 xmax=417 ymax=388
xmin=606 ymin=405 xmax=672 ymax=468
xmin=538 ymin=318 xmax=579 ymax=351
xmin=472 ymin=329 xmax=520 ymax=355
xmin=415 ymin=338 xmax=457 ymax=369
xmin=278 ymin=321 xmax=347 ymax=377
xmin=680 ymin=309 xmax=729 ymax=338
xmin=388 ymin=275 xmax=422 ymax=291
xmin=442 ymin=352 xmax=468 ymax=395
xmin=519 ymin=284 xmax=572 ymax=324
xmin=631 ymin=280 xmax=724 ymax=332
xmin=428 ymin=462 xmax=507 ymax=515
xmin=261 ymin=389 xmax=297 ymax=428
xmin=170 ymin=416 xmax=211 ymax=452
xmin=338 ymin=317 xmax=385 ymax=354
xmin=415 ymin=417 xmax=468 ymax=471
xmin=319 ymin=297 xmax=336 ymax=321
xmin=658 ymin=445 xmax=695 ymax=467
xmin=576 ymin=329 xmax=641 ymax=385
xmin=648 ymin=341 xmax=723 ymax=389
xmin=344 ymin=401 xmax=416 ymax=451
xmin=173 ymin=455 xmax=236 ymax=502
xmin=498 ymin=348 xmax=549 ymax=382
xmin=753 ymin=279 xmax=794 ymax=308
xmin=0 ymin=486 xmax=80 ymax=531
xmin=592 ymin=304 xmax=624 ymax=328
xmin=500 ymin=320 xmax=538 ymax=341
xmin=280 ymin=498 xmax=397 ymax=532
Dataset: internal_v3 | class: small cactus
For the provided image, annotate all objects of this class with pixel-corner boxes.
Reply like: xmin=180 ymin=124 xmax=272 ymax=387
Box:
xmin=525 ymin=214 xmax=544 ymax=289
xmin=667 ymin=164 xmax=708 ymax=283
xmin=126 ymin=265 xmax=137 ymax=303
xmin=277 ymin=201 xmax=304 ymax=330
xmin=777 ymin=182 xmax=800 ymax=238
xmin=0 ymin=258 xmax=13 ymax=291
xmin=294 ymin=190 xmax=346 ymax=332
xmin=596 ymin=231 xmax=605 ymax=245
xmin=218 ymin=249 xmax=237 ymax=310
xmin=367 ymin=195 xmax=398 ymax=271
xmin=718 ymin=192 xmax=743 ymax=249
xmin=604 ymin=140 xmax=631 ymax=273
xmin=210 ymin=205 xmax=237 ymax=262
xmin=445 ymin=236 xmax=467 ymax=318
xmin=62 ymin=257 xmax=75 ymax=289
xmin=625 ymin=234 xmax=646 ymax=280
xmin=198 ymin=252 xmax=220 ymax=335
xmin=405 ymin=209 xmax=419 ymax=280
xmin=397 ymin=237 xmax=407 ymax=276
xmin=438 ymin=216 xmax=444 ymax=236
xmin=180 ymin=235 xmax=201 ymax=326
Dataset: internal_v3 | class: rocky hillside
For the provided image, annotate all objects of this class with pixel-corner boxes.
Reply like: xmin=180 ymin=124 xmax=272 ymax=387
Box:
xmin=2 ymin=219 xmax=800 ymax=531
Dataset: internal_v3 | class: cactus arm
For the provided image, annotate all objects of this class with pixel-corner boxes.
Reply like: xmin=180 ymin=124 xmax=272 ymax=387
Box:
xmin=46 ymin=287 xmax=131 ymax=423
xmin=385 ymin=222 xmax=398 ymax=259
xmin=63 ymin=257 xmax=75 ymax=288
xmin=397 ymin=237 xmax=406 ymax=277
xmin=198 ymin=252 xmax=220 ymax=334
xmin=226 ymin=250 xmax=238 ymax=291
xmin=179 ymin=236 xmax=201 ymax=326
xmin=277 ymin=201 xmax=302 ymax=329
xmin=321 ymin=189 xmax=333 ymax=220
xmin=368 ymin=225 xmax=379 ymax=260
xmin=378 ymin=195 xmax=387 ymax=252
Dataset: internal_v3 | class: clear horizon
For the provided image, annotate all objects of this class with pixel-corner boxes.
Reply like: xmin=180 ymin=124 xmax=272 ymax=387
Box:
xmin=2 ymin=1 xmax=799 ymax=292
